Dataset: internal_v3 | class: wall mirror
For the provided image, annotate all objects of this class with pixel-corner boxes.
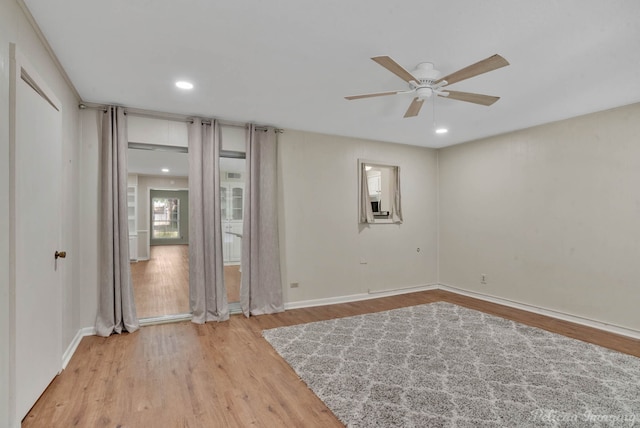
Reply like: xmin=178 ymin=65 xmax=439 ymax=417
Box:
xmin=359 ymin=160 xmax=403 ymax=224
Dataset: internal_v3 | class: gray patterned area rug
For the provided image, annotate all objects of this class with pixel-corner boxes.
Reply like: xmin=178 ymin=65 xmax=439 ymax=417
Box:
xmin=262 ymin=302 xmax=640 ymax=427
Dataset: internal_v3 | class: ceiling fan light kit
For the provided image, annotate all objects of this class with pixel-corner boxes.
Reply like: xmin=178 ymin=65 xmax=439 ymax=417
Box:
xmin=346 ymin=54 xmax=509 ymax=118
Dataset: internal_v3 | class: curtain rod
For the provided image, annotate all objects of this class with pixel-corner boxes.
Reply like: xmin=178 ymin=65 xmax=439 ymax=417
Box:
xmin=78 ymin=103 xmax=283 ymax=133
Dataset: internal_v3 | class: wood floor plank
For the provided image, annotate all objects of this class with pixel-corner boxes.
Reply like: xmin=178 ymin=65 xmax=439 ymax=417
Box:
xmin=22 ymin=290 xmax=640 ymax=427
xmin=131 ymin=245 xmax=190 ymax=318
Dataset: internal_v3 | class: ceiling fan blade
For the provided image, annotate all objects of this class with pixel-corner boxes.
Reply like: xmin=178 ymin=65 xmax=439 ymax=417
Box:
xmin=438 ymin=90 xmax=500 ymax=106
xmin=404 ymin=97 xmax=425 ymax=118
xmin=345 ymin=91 xmax=401 ymax=100
xmin=436 ymin=54 xmax=509 ymax=86
xmin=372 ymin=56 xmax=420 ymax=84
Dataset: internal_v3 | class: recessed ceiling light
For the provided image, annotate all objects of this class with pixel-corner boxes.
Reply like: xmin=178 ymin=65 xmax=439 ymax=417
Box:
xmin=161 ymin=168 xmax=170 ymax=173
xmin=435 ymin=128 xmax=448 ymax=134
xmin=175 ymin=81 xmax=193 ymax=90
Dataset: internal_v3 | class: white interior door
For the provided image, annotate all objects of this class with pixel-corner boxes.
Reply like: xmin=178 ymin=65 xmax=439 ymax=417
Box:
xmin=12 ymin=46 xmax=63 ymax=420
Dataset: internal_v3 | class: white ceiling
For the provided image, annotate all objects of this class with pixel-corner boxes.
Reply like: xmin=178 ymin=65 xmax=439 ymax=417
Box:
xmin=23 ymin=0 xmax=640 ymax=148
xmin=127 ymin=149 xmax=189 ymax=177
xmin=127 ymin=149 xmax=245 ymax=177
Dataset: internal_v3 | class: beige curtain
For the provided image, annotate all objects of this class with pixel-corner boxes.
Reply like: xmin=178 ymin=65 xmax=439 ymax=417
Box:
xmin=360 ymin=162 xmax=374 ymax=223
xmin=95 ymin=106 xmax=139 ymax=336
xmin=390 ymin=166 xmax=403 ymax=223
xmin=240 ymin=126 xmax=284 ymax=316
xmin=188 ymin=119 xmax=229 ymax=323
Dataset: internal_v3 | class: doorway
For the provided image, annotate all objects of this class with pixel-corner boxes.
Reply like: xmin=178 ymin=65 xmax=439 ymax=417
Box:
xmin=132 ymin=188 xmax=190 ymax=318
xmin=127 ymin=127 xmax=247 ymax=318
xmin=127 ymin=143 xmax=191 ymax=320
xmin=150 ymin=189 xmax=189 ymax=245
xmin=220 ymin=158 xmax=246 ymax=305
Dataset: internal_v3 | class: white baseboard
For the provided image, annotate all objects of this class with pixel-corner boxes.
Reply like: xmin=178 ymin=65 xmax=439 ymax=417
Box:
xmin=61 ymin=326 xmax=95 ymax=370
xmin=284 ymin=282 xmax=640 ymax=340
xmin=139 ymin=313 xmax=192 ymax=326
xmin=437 ymin=283 xmax=640 ymax=340
xmin=63 ymin=282 xmax=637 ymax=370
xmin=284 ymin=283 xmax=439 ymax=310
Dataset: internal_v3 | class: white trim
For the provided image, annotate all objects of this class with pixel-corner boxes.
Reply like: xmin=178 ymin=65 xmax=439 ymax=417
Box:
xmin=137 ymin=230 xmax=149 ymax=261
xmin=437 ymin=283 xmax=640 ymax=340
xmin=284 ymin=282 xmax=640 ymax=340
xmin=136 ymin=309 xmax=241 ymax=325
xmin=284 ymin=283 xmax=439 ymax=310
xmin=229 ymin=302 xmax=243 ymax=315
xmin=11 ymin=45 xmax=61 ymax=110
xmin=367 ymin=283 xmax=439 ymax=295
xmin=139 ymin=313 xmax=192 ymax=326
xmin=61 ymin=327 xmax=95 ymax=370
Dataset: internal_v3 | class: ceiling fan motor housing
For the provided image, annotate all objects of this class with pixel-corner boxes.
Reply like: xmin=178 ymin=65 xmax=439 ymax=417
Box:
xmin=412 ymin=62 xmax=441 ymax=84
xmin=411 ymin=62 xmax=441 ymax=99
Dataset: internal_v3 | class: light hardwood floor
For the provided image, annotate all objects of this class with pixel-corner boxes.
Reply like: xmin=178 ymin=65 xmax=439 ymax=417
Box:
xmin=132 ymin=245 xmax=241 ymax=319
xmin=23 ymin=290 xmax=640 ymax=427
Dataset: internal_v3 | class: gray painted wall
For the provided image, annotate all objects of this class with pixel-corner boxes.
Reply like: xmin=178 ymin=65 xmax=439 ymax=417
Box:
xmin=278 ymin=130 xmax=439 ymax=303
xmin=439 ymin=103 xmax=640 ymax=331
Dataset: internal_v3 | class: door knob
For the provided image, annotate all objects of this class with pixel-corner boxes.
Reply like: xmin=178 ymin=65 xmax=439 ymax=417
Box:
xmin=55 ymin=251 xmax=67 ymax=260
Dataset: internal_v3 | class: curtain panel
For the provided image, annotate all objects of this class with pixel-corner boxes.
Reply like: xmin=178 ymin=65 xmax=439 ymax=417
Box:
xmin=240 ymin=126 xmax=284 ymax=316
xmin=95 ymin=106 xmax=139 ymax=336
xmin=391 ymin=166 xmax=403 ymax=223
xmin=188 ymin=119 xmax=229 ymax=323
xmin=360 ymin=162 xmax=375 ymax=223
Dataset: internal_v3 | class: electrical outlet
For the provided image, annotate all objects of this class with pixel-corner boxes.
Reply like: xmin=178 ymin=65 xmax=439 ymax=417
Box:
xmin=290 ymin=282 xmax=299 ymax=288
xmin=481 ymin=274 xmax=487 ymax=284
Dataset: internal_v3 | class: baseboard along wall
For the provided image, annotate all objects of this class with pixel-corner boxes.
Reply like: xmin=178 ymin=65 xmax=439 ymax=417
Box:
xmin=283 ymin=283 xmax=439 ymax=310
xmin=286 ymin=283 xmax=640 ymax=340
xmin=436 ymin=283 xmax=640 ymax=341
xmin=62 ymin=326 xmax=95 ymax=371
xmin=63 ymin=281 xmax=640 ymax=376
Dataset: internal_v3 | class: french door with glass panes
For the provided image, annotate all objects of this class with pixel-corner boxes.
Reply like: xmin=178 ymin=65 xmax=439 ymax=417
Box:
xmin=220 ymin=182 xmax=244 ymax=264
xmin=150 ymin=189 xmax=189 ymax=246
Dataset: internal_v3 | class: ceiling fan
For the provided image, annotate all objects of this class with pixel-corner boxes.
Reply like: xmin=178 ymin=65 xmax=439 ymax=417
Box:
xmin=345 ymin=54 xmax=509 ymax=118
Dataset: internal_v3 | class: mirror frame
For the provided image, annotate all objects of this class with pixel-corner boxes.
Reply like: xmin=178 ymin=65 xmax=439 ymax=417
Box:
xmin=358 ymin=159 xmax=401 ymax=224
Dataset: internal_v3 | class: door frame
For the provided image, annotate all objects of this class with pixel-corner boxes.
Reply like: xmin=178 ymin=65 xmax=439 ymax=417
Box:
xmin=146 ymin=188 xmax=189 ymax=256
xmin=149 ymin=188 xmax=189 ymax=246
